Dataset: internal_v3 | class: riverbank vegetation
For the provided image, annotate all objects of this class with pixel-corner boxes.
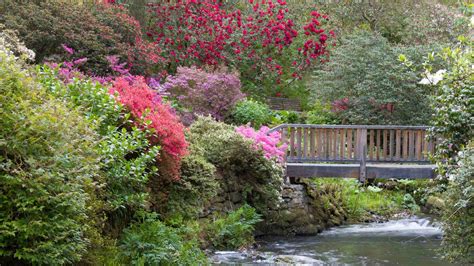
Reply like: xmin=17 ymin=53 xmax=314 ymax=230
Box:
xmin=0 ymin=0 xmax=472 ymax=264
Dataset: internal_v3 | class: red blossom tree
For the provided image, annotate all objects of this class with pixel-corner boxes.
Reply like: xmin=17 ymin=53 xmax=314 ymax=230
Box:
xmin=145 ymin=0 xmax=334 ymax=89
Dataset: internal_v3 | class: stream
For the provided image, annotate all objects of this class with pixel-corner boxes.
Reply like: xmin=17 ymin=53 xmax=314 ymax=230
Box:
xmin=211 ymin=216 xmax=453 ymax=265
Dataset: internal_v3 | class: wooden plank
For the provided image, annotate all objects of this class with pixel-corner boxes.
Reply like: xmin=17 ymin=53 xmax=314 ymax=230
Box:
xmin=289 ymin=128 xmax=295 ymax=159
xmin=359 ymin=129 xmax=368 ymax=182
xmin=383 ymin=129 xmax=388 ymax=160
xmin=309 ymin=128 xmax=315 ymax=159
xmin=355 ymin=129 xmax=360 ymax=159
xmin=395 ymin=129 xmax=401 ymax=161
xmin=339 ymin=129 xmax=345 ymax=160
xmin=376 ymin=129 xmax=381 ymax=160
xmin=332 ymin=129 xmax=337 ymax=160
xmin=369 ymin=129 xmax=374 ymax=160
xmin=416 ymin=130 xmax=422 ymax=160
xmin=422 ymin=130 xmax=429 ymax=160
xmin=367 ymin=164 xmax=436 ymax=179
xmin=303 ymin=128 xmax=308 ymax=159
xmin=409 ymin=130 xmax=415 ymax=160
xmin=389 ymin=129 xmax=394 ymax=161
xmin=267 ymin=124 xmax=431 ymax=133
xmin=281 ymin=128 xmax=288 ymax=163
xmin=347 ymin=129 xmax=353 ymax=159
xmin=286 ymin=163 xmax=360 ymax=178
xmin=286 ymin=163 xmax=435 ymax=179
xmin=318 ymin=129 xmax=323 ymax=160
xmin=296 ymin=127 xmax=302 ymax=161
xmin=403 ymin=130 xmax=409 ymax=160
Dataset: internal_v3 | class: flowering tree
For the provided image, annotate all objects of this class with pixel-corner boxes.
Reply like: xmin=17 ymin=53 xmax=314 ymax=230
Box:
xmin=146 ymin=0 xmax=333 ymax=92
xmin=163 ymin=66 xmax=244 ymax=121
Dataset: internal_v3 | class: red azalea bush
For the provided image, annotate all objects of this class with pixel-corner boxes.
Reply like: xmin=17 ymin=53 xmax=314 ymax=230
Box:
xmin=163 ymin=66 xmax=245 ymax=121
xmin=109 ymin=76 xmax=188 ymax=179
xmin=146 ymin=0 xmax=333 ymax=88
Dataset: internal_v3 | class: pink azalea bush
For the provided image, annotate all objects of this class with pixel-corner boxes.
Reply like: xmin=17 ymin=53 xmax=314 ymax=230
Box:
xmin=236 ymin=125 xmax=287 ymax=163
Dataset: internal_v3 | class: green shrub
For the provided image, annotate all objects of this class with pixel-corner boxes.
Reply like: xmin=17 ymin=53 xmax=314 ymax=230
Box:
xmin=269 ymin=110 xmax=302 ymax=127
xmin=187 ymin=117 xmax=284 ymax=215
xmin=0 ymin=47 xmax=101 ymax=264
xmin=205 ymin=205 xmax=262 ymax=250
xmin=164 ymin=153 xmax=219 ymax=220
xmin=441 ymin=145 xmax=474 ymax=263
xmin=230 ymin=99 xmax=272 ymax=128
xmin=37 ymin=67 xmax=160 ymax=236
xmin=311 ymin=30 xmax=441 ymax=125
xmin=305 ymin=101 xmax=339 ymax=125
xmin=1 ymin=1 xmax=153 ymax=75
xmin=119 ymin=213 xmax=207 ymax=265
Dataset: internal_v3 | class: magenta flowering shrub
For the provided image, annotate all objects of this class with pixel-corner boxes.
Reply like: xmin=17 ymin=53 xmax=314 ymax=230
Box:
xmin=164 ymin=66 xmax=245 ymax=121
xmin=236 ymin=126 xmax=287 ymax=163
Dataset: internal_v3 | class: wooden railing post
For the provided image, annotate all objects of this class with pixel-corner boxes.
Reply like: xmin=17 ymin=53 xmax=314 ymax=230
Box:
xmin=358 ymin=128 xmax=368 ymax=182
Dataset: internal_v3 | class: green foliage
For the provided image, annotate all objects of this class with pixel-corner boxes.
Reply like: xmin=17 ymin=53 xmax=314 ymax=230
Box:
xmin=311 ymin=31 xmax=440 ymax=125
xmin=311 ymin=179 xmax=424 ymax=222
xmin=0 ymin=47 xmax=101 ymax=264
xmin=441 ymin=145 xmax=474 ymax=263
xmin=305 ymin=101 xmax=339 ymax=125
xmin=1 ymin=0 xmax=146 ymax=75
xmin=37 ymin=67 xmax=161 ymax=236
xmin=425 ymin=39 xmax=474 ymax=175
xmin=164 ymin=153 xmax=219 ymax=220
xmin=269 ymin=110 xmax=302 ymax=127
xmin=187 ymin=117 xmax=284 ymax=215
xmin=230 ymin=99 xmax=272 ymax=128
xmin=204 ymin=205 xmax=262 ymax=250
xmin=119 ymin=213 xmax=207 ymax=265
xmin=317 ymin=0 xmax=468 ymax=45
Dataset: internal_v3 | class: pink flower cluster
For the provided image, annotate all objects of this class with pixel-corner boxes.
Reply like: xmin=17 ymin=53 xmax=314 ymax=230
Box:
xmin=236 ymin=125 xmax=287 ymax=163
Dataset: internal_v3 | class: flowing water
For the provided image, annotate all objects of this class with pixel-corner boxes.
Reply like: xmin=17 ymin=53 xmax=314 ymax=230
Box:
xmin=211 ymin=217 xmax=454 ymax=265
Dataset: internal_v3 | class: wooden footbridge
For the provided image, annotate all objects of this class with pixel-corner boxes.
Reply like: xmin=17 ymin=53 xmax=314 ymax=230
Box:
xmin=268 ymin=124 xmax=437 ymax=182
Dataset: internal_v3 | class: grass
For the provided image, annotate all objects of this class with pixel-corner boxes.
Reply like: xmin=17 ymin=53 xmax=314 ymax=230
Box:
xmin=310 ymin=178 xmax=429 ymax=222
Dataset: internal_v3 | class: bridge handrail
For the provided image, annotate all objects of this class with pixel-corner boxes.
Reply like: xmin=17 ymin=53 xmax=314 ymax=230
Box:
xmin=267 ymin=124 xmax=437 ymax=181
xmin=267 ymin=124 xmax=431 ymax=134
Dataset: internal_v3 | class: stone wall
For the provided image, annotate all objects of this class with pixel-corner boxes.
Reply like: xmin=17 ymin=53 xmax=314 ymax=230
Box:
xmin=201 ymin=175 xmax=347 ymax=236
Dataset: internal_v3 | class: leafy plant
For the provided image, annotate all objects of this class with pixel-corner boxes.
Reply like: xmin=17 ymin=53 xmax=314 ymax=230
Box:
xmin=204 ymin=205 xmax=262 ymax=250
xmin=441 ymin=145 xmax=474 ymax=263
xmin=187 ymin=117 xmax=284 ymax=215
xmin=1 ymin=0 xmax=157 ymax=75
xmin=0 ymin=46 xmax=101 ymax=265
xmin=311 ymin=30 xmax=441 ymax=125
xmin=231 ymin=99 xmax=272 ymax=128
xmin=119 ymin=213 xmax=207 ymax=265
xmin=163 ymin=153 xmax=219 ymax=220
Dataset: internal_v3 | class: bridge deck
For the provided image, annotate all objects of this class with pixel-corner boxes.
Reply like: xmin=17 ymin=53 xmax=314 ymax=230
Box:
xmin=287 ymin=163 xmax=436 ymax=179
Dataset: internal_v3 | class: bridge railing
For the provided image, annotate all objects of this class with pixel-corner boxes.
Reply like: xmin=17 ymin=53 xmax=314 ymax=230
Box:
xmin=268 ymin=124 xmax=437 ymax=164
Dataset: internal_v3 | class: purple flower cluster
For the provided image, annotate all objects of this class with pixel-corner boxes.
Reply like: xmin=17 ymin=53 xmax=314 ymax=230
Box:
xmin=236 ymin=125 xmax=287 ymax=163
xmin=164 ymin=66 xmax=245 ymax=121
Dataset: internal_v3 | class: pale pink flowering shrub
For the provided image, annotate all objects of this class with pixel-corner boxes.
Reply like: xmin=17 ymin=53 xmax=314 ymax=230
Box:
xmin=236 ymin=125 xmax=287 ymax=163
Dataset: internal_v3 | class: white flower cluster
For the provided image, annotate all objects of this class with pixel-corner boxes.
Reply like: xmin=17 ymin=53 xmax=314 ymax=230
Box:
xmin=0 ymin=25 xmax=35 ymax=61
